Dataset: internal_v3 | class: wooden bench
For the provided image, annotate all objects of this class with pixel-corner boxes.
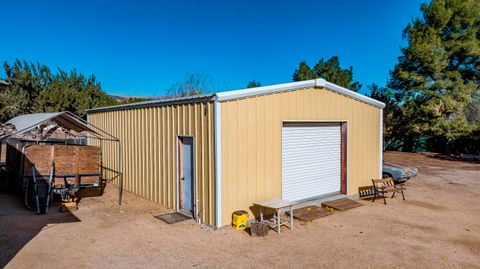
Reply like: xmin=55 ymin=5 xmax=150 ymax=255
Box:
xmin=358 ymin=185 xmax=375 ymax=199
xmin=371 ymin=178 xmax=406 ymax=205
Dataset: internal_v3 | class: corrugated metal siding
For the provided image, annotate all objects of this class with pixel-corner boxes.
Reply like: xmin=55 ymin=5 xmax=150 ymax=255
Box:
xmin=88 ymin=101 xmax=216 ymax=226
xmin=220 ymin=87 xmax=381 ymax=225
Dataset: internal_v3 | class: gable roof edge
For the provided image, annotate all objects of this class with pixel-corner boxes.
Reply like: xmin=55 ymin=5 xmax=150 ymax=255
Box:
xmin=216 ymin=78 xmax=385 ymax=109
xmin=319 ymin=79 xmax=385 ymax=108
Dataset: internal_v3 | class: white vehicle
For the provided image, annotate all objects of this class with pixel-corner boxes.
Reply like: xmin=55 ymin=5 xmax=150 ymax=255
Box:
xmin=382 ymin=162 xmax=417 ymax=183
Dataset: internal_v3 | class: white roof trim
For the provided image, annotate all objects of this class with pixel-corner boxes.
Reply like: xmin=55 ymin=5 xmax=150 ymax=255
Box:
xmin=216 ymin=80 xmax=315 ymax=101
xmin=322 ymin=80 xmax=385 ymax=108
xmin=216 ymin=78 xmax=385 ymax=109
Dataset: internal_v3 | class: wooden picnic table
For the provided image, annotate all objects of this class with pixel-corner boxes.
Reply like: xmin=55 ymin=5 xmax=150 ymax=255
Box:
xmin=253 ymin=199 xmax=296 ymax=234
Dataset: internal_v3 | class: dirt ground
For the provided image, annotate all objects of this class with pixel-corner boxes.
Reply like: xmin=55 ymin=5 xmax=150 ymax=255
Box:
xmin=1 ymin=152 xmax=479 ymax=269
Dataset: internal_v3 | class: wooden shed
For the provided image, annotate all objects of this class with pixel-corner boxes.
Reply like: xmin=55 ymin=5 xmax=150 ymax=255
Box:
xmin=87 ymin=79 xmax=385 ymax=227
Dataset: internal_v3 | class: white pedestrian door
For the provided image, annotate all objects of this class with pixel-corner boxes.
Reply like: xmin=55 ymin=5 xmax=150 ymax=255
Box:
xmin=282 ymin=124 xmax=341 ymax=201
xmin=179 ymin=137 xmax=194 ymax=216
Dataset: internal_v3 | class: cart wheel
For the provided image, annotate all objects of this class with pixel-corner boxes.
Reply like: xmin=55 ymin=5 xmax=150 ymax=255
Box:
xmin=24 ymin=178 xmax=36 ymax=210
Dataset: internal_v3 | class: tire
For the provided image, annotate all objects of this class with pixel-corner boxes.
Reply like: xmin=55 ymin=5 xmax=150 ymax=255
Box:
xmin=382 ymin=173 xmax=392 ymax=179
xmin=25 ymin=178 xmax=49 ymax=214
xmin=25 ymin=178 xmax=35 ymax=210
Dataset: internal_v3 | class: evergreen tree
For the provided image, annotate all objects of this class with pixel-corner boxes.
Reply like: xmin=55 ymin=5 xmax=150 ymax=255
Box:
xmin=292 ymin=57 xmax=361 ymax=91
xmin=1 ymin=60 xmax=51 ymax=120
xmin=292 ymin=61 xmax=315 ymax=81
xmin=313 ymin=56 xmax=361 ymax=91
xmin=0 ymin=59 xmax=115 ymax=121
xmin=389 ymin=0 xmax=480 ymax=141
xmin=368 ymin=84 xmax=405 ymax=142
xmin=246 ymin=79 xmax=262 ymax=88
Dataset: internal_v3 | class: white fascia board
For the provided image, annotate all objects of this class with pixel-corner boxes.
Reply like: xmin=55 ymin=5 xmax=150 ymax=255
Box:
xmin=215 ymin=78 xmax=385 ymax=109
xmin=321 ymin=79 xmax=386 ymax=109
xmin=216 ymin=80 xmax=316 ymax=101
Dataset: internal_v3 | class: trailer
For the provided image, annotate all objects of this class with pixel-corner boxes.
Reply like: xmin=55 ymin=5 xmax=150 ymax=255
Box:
xmin=7 ymin=143 xmax=101 ymax=210
xmin=0 ymin=112 xmax=122 ymax=213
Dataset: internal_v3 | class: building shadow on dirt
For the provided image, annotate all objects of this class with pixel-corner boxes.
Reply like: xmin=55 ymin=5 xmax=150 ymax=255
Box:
xmin=0 ymin=192 xmax=81 ymax=267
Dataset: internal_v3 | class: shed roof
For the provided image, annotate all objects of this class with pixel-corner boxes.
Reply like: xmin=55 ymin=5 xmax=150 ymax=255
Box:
xmin=87 ymin=79 xmax=385 ymax=113
xmin=87 ymin=93 xmax=216 ymax=113
xmin=6 ymin=112 xmax=98 ymax=135
xmin=1 ymin=111 xmax=123 ymax=142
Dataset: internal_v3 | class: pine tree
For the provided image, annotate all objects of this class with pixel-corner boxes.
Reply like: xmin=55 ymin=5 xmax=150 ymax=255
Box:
xmin=313 ymin=56 xmax=361 ymax=92
xmin=292 ymin=57 xmax=361 ymax=91
xmin=292 ymin=61 xmax=315 ymax=82
xmin=389 ymin=0 xmax=480 ymax=141
xmin=246 ymin=79 xmax=262 ymax=88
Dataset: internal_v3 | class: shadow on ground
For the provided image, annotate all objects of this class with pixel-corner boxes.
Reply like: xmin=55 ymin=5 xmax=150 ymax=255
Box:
xmin=0 ymin=192 xmax=81 ymax=268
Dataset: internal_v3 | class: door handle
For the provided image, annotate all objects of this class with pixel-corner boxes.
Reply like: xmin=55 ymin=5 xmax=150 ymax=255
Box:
xmin=181 ymin=177 xmax=185 ymax=181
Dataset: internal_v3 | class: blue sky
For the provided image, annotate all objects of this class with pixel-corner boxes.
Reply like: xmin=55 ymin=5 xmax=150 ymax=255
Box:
xmin=0 ymin=0 xmax=424 ymax=96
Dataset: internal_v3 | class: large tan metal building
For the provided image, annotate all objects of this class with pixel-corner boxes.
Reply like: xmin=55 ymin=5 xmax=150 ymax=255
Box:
xmin=87 ymin=79 xmax=385 ymax=227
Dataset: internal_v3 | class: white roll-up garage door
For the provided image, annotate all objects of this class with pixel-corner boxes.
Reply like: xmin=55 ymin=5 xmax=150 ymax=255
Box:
xmin=282 ymin=124 xmax=341 ymax=201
